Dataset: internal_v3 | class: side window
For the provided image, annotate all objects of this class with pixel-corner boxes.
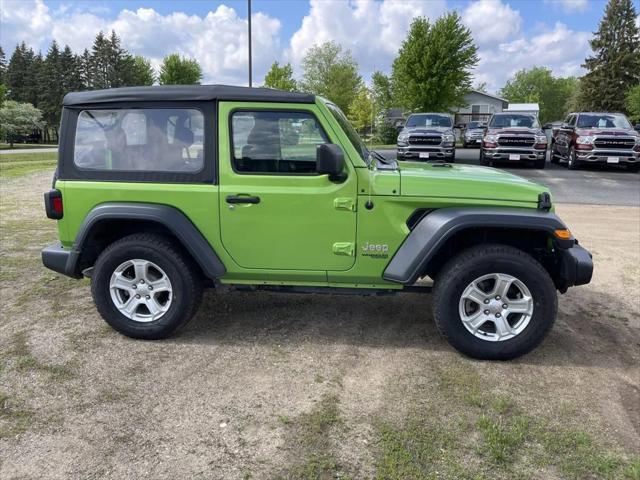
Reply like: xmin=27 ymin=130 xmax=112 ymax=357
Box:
xmin=569 ymin=115 xmax=577 ymax=126
xmin=73 ymin=108 xmax=204 ymax=172
xmin=231 ymin=111 xmax=328 ymax=174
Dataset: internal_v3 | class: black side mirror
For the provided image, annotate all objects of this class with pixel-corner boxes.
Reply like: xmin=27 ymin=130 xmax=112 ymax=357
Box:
xmin=542 ymin=123 xmax=552 ymax=130
xmin=561 ymin=123 xmax=573 ymax=130
xmin=317 ymin=144 xmax=346 ymax=182
xmin=634 ymin=124 xmax=640 ymax=132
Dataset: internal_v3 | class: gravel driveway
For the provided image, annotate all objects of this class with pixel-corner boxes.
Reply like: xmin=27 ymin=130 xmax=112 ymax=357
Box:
xmin=1 ymin=170 xmax=638 ymax=479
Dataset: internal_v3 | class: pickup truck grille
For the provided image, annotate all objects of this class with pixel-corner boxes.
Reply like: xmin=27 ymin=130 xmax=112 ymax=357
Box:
xmin=497 ymin=136 xmax=535 ymax=147
xmin=593 ymin=138 xmax=636 ymax=149
xmin=409 ymin=135 xmax=441 ymax=146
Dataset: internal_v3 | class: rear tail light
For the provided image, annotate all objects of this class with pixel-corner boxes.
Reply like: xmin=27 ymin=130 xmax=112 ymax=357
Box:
xmin=44 ymin=190 xmax=63 ymax=219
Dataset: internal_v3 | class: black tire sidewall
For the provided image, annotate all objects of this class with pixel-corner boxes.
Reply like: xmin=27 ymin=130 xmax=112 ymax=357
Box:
xmin=92 ymin=239 xmax=196 ymax=339
xmin=434 ymin=252 xmax=557 ymax=360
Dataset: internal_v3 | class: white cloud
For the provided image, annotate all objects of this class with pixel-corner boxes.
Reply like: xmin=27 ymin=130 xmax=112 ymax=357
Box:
xmin=0 ymin=1 xmax=281 ymax=85
xmin=0 ymin=0 xmax=53 ymax=50
xmin=544 ymin=0 xmax=590 ymax=13
xmin=474 ymin=22 xmax=592 ymax=94
xmin=286 ymin=0 xmax=447 ymax=79
xmin=462 ymin=0 xmax=522 ymax=45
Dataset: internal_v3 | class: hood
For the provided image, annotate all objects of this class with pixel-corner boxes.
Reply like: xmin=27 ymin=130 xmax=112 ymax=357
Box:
xmin=398 ymin=162 xmax=547 ymax=203
xmin=575 ymin=128 xmax=638 ymax=137
xmin=487 ymin=127 xmax=543 ymax=135
xmin=402 ymin=126 xmax=453 ymax=135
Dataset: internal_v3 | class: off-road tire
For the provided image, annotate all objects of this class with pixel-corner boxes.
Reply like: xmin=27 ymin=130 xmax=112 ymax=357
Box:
xmin=92 ymin=233 xmax=203 ymax=339
xmin=567 ymin=145 xmax=580 ymax=170
xmin=432 ymin=244 xmax=557 ymax=360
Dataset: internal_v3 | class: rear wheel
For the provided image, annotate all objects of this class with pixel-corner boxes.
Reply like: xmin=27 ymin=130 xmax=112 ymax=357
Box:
xmin=567 ymin=146 xmax=580 ymax=170
xmin=91 ymin=233 xmax=203 ymax=339
xmin=432 ymin=244 xmax=557 ymax=360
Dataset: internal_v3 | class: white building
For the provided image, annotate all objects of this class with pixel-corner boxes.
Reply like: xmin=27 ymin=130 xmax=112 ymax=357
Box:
xmin=504 ymin=103 xmax=540 ymax=116
xmin=451 ymin=90 xmax=509 ymax=126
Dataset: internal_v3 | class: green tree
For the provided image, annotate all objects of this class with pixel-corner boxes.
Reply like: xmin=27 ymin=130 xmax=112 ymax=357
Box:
xmin=626 ymin=85 xmax=640 ymax=123
xmin=580 ymin=0 xmax=640 ymax=112
xmin=6 ymin=43 xmax=40 ymax=105
xmin=299 ymin=41 xmax=362 ymax=114
xmin=158 ymin=54 xmax=202 ymax=85
xmin=348 ymin=86 xmax=373 ymax=133
xmin=60 ymin=46 xmax=83 ymax=93
xmin=499 ymin=67 xmax=578 ymax=123
xmin=39 ymin=41 xmax=65 ymax=141
xmin=371 ymin=70 xmax=393 ymax=116
xmin=131 ymin=55 xmax=156 ymax=86
xmin=392 ymin=14 xmax=478 ymax=112
xmin=88 ymin=31 xmax=137 ymax=89
xmin=263 ymin=61 xmax=296 ymax=91
xmin=0 ymin=100 xmax=44 ymax=147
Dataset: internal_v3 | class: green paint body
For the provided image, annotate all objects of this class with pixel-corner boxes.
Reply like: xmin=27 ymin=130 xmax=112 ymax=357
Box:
xmin=55 ymin=98 xmax=550 ymax=289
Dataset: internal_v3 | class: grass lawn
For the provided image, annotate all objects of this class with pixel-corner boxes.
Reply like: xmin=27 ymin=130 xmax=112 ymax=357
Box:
xmin=0 ymin=143 xmax=58 ymax=150
xmin=0 ymin=152 xmax=57 ymax=178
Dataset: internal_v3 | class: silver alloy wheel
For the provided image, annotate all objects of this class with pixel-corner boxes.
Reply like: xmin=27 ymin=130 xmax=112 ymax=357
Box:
xmin=109 ymin=259 xmax=173 ymax=322
xmin=458 ymin=273 xmax=534 ymax=342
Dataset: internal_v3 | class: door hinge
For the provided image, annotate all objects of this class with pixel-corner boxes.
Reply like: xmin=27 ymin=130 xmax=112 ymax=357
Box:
xmin=332 ymin=242 xmax=354 ymax=256
xmin=334 ymin=197 xmax=356 ymax=211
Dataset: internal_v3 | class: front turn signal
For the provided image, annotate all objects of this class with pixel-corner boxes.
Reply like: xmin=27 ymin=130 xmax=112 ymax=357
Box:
xmin=554 ymin=229 xmax=572 ymax=240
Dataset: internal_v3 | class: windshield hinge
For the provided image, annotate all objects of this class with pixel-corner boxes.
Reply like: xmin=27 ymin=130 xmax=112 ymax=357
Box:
xmin=334 ymin=198 xmax=356 ymax=212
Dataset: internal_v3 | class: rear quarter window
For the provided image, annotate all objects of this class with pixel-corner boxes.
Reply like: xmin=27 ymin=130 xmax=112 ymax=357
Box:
xmin=73 ymin=108 xmax=204 ymax=173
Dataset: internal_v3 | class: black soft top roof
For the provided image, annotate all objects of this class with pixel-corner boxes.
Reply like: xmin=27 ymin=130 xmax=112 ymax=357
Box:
xmin=63 ymin=85 xmax=315 ymax=106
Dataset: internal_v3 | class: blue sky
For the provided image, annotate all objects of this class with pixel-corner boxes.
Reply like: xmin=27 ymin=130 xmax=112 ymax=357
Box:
xmin=1 ymin=0 xmax=629 ymax=93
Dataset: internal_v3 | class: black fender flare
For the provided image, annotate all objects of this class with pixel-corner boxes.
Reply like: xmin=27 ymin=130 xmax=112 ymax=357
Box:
xmin=72 ymin=202 xmax=226 ymax=279
xmin=383 ymin=207 xmax=571 ymax=284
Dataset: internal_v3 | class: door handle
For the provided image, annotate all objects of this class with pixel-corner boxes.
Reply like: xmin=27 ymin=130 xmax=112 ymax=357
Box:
xmin=226 ymin=195 xmax=261 ymax=204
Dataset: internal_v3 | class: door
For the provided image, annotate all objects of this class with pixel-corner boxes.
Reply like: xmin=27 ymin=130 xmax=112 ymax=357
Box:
xmin=218 ymin=103 xmax=357 ymax=272
xmin=557 ymin=114 xmax=575 ymax=156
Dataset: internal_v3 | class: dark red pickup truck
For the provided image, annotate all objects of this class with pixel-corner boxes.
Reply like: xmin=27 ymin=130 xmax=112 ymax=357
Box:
xmin=550 ymin=112 xmax=640 ymax=172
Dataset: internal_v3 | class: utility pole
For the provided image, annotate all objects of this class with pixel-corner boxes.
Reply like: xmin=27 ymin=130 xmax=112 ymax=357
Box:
xmin=248 ymin=0 xmax=252 ymax=87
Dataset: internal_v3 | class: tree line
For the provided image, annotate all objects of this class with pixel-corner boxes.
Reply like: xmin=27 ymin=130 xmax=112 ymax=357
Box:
xmin=1 ymin=0 xmax=638 ymax=147
xmin=264 ymin=0 xmax=639 ymax=139
xmin=0 ymin=31 xmax=202 ymax=144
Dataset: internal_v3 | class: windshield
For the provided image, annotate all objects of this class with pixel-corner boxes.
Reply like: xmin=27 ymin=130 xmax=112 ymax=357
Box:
xmin=406 ymin=114 xmax=452 ymax=128
xmin=577 ymin=113 xmax=631 ymax=129
xmin=467 ymin=121 xmax=481 ymax=129
xmin=489 ymin=114 xmax=540 ymax=129
xmin=325 ymin=101 xmax=369 ymax=162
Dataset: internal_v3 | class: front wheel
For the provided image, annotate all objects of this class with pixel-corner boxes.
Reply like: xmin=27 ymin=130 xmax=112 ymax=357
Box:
xmin=479 ymin=150 xmax=491 ymax=166
xmin=91 ymin=233 xmax=203 ymax=339
xmin=567 ymin=146 xmax=580 ymax=170
xmin=432 ymin=244 xmax=557 ymax=360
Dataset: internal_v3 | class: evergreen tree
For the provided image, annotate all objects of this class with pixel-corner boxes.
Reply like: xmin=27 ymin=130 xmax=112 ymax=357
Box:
xmin=40 ymin=40 xmax=64 ymax=132
xmin=6 ymin=43 xmax=34 ymax=103
xmin=79 ymin=49 xmax=93 ymax=89
xmin=60 ymin=46 xmax=83 ymax=93
xmin=131 ymin=55 xmax=155 ymax=86
xmin=263 ymin=61 xmax=297 ymax=91
xmin=392 ymin=14 xmax=478 ymax=112
xmin=299 ymin=41 xmax=362 ymax=114
xmin=581 ymin=0 xmax=640 ymax=112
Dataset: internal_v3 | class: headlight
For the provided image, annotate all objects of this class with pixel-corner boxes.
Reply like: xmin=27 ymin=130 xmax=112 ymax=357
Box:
xmin=535 ymin=135 xmax=548 ymax=144
xmin=484 ymin=134 xmax=499 ymax=143
xmin=576 ymin=135 xmax=595 ymax=145
xmin=443 ymin=134 xmax=455 ymax=143
xmin=397 ymin=133 xmax=408 ymax=143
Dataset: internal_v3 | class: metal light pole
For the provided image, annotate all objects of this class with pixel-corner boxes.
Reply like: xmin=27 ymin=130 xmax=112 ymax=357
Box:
xmin=248 ymin=0 xmax=252 ymax=87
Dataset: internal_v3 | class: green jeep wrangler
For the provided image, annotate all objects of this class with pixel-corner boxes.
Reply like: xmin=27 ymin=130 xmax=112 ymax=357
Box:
xmin=42 ymin=85 xmax=593 ymax=360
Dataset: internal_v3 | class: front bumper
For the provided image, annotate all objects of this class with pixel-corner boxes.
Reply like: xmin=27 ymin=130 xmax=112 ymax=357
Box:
xmin=397 ymin=145 xmax=455 ymax=160
xmin=483 ymin=147 xmax=546 ymax=161
xmin=42 ymin=242 xmax=82 ymax=278
xmin=575 ymin=148 xmax=639 ymax=164
xmin=557 ymin=244 xmax=593 ymax=292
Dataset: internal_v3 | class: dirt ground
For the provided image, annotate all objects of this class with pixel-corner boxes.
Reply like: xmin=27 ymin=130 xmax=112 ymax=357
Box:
xmin=1 ymin=170 xmax=639 ymax=479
